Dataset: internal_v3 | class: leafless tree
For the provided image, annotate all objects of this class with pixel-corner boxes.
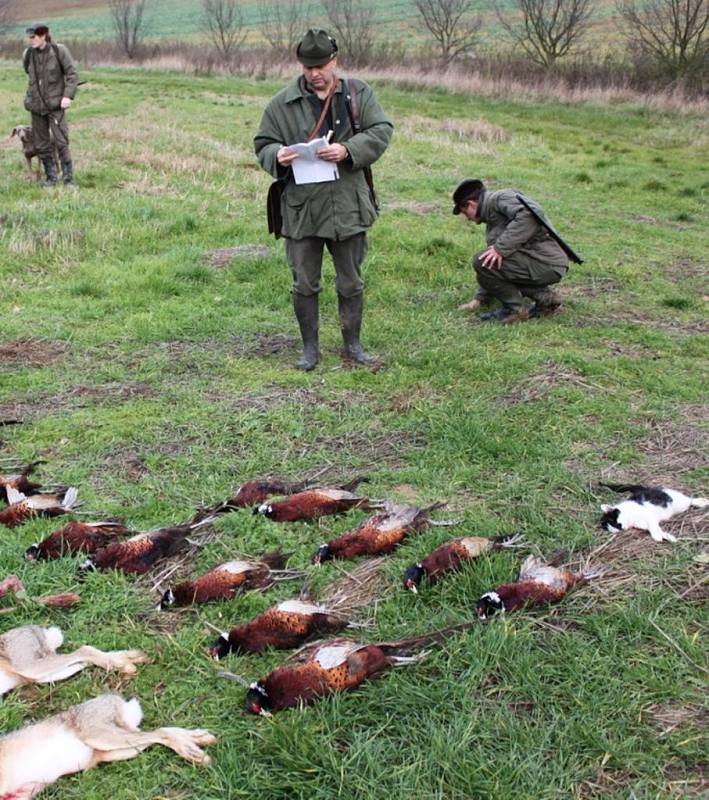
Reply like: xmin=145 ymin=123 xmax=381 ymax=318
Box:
xmin=414 ymin=0 xmax=481 ymax=66
xmin=496 ymin=0 xmax=596 ymax=68
xmin=108 ymin=0 xmax=149 ymax=59
xmin=260 ymin=0 xmax=312 ymax=54
xmin=618 ymin=0 xmax=708 ymax=80
xmin=321 ymin=0 xmax=378 ymax=66
xmin=0 ymin=0 xmax=15 ymax=33
xmin=202 ymin=0 xmax=246 ymax=59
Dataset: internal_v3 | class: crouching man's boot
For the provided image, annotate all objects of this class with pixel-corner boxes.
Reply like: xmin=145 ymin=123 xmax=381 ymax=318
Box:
xmin=40 ymin=157 xmax=58 ymax=187
xmin=61 ymin=159 xmax=75 ymax=187
xmin=338 ymin=293 xmax=375 ymax=365
xmin=293 ymin=292 xmax=319 ymax=371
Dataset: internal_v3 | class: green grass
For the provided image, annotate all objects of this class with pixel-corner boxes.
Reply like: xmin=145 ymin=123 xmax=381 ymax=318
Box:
xmin=0 ymin=62 xmax=707 ymax=800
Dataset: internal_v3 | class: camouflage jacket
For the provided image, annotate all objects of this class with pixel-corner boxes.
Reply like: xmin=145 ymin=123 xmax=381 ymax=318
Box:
xmin=23 ymin=43 xmax=79 ymax=115
xmin=255 ymin=76 xmax=393 ymax=240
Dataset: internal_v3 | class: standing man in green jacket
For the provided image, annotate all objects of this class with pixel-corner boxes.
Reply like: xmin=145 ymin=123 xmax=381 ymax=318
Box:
xmin=23 ymin=22 xmax=79 ymax=187
xmin=255 ymin=29 xmax=393 ymax=370
xmin=453 ymin=179 xmax=575 ymax=323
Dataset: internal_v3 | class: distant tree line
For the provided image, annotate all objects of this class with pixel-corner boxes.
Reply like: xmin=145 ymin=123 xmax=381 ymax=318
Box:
xmin=1 ymin=0 xmax=706 ymax=92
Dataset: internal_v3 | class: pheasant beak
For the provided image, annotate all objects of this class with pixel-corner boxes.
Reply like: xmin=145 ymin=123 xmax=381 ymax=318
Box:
xmin=405 ymin=580 xmax=418 ymax=594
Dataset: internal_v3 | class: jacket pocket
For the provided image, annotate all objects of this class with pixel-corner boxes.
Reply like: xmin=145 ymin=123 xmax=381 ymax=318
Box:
xmin=356 ymin=187 xmax=377 ymax=227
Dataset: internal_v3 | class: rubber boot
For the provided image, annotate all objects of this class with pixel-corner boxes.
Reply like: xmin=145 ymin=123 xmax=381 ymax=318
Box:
xmin=338 ymin=293 xmax=375 ymax=365
xmin=293 ymin=293 xmax=319 ymax=371
xmin=61 ymin=158 xmax=75 ymax=187
xmin=40 ymin=157 xmax=58 ymax=187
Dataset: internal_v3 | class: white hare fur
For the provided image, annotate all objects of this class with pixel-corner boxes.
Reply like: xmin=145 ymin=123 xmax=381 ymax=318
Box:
xmin=0 ymin=694 xmax=215 ymax=799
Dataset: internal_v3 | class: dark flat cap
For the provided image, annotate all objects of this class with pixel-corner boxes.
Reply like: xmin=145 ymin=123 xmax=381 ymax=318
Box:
xmin=296 ymin=29 xmax=338 ymax=66
xmin=452 ymin=179 xmax=485 ymax=214
xmin=26 ymin=22 xmax=50 ymax=34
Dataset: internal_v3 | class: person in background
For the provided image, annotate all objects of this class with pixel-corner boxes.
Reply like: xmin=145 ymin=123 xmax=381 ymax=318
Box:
xmin=255 ymin=29 xmax=393 ymax=370
xmin=453 ymin=179 xmax=579 ymax=322
xmin=23 ymin=22 xmax=79 ymax=187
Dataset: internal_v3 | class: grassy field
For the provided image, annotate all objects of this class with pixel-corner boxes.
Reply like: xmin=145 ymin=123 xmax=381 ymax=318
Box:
xmin=0 ymin=61 xmax=707 ymax=800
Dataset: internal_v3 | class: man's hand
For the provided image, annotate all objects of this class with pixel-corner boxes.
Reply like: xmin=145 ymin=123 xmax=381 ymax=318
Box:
xmin=60 ymin=97 xmax=72 ymax=110
xmin=480 ymin=246 xmax=504 ymax=270
xmin=277 ymin=146 xmax=300 ymax=166
xmin=316 ymin=143 xmax=348 ymax=162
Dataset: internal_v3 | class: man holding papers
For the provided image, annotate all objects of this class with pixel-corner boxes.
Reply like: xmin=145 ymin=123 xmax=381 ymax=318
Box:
xmin=255 ymin=29 xmax=393 ymax=370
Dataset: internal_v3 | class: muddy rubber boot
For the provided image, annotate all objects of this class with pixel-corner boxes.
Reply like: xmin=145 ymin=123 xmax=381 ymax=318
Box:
xmin=61 ymin=158 xmax=75 ymax=187
xmin=293 ymin=293 xmax=319 ymax=371
xmin=40 ymin=157 xmax=58 ymax=187
xmin=338 ymin=293 xmax=375 ymax=365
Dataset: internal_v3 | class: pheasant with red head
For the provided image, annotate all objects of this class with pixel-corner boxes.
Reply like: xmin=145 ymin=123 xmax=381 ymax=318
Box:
xmin=255 ymin=477 xmax=373 ymax=523
xmin=476 ymin=554 xmax=600 ymax=619
xmin=25 ymin=521 xmax=133 ymax=561
xmin=160 ymin=551 xmax=301 ymax=609
xmin=312 ymin=502 xmax=445 ymax=565
xmin=0 ymin=460 xmax=44 ymax=502
xmin=403 ymin=534 xmax=523 ymax=593
xmin=80 ymin=518 xmax=213 ymax=575
xmin=0 ymin=487 xmax=79 ymax=528
xmin=244 ymin=624 xmax=472 ymax=715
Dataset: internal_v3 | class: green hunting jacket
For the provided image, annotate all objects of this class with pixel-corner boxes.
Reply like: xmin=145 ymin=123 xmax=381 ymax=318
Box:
xmin=254 ymin=76 xmax=393 ymax=241
xmin=479 ymin=189 xmax=568 ymax=269
xmin=23 ymin=43 xmax=79 ymax=115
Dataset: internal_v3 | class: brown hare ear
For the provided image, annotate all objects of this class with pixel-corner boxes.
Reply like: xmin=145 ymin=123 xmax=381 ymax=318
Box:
xmin=11 ymin=127 xmax=19 ymax=137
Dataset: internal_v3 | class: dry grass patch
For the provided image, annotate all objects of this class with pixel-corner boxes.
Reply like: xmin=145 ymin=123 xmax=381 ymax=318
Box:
xmin=645 ymin=703 xmax=707 ymax=737
xmin=310 ymin=428 xmax=427 ymax=471
xmin=662 ymin=763 xmax=708 ymax=798
xmin=0 ymin=338 xmax=67 ymax=367
xmin=563 ymin=279 xmax=624 ymax=299
xmin=204 ymin=245 xmax=273 ymax=268
xmin=500 ymin=360 xmax=603 ymax=406
xmin=633 ymin=406 xmax=708 ymax=483
xmin=384 ymin=201 xmax=439 ymax=215
xmin=400 ymin=114 xmax=508 ymax=142
xmin=573 ymin=768 xmax=638 ymax=799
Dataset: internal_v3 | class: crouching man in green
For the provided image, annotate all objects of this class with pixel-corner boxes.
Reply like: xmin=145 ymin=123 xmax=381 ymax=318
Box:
xmin=454 ymin=179 xmax=580 ymax=323
xmin=255 ymin=29 xmax=393 ymax=369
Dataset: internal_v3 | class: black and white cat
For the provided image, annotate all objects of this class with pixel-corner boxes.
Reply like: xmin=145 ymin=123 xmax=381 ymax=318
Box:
xmin=600 ymin=483 xmax=708 ymax=543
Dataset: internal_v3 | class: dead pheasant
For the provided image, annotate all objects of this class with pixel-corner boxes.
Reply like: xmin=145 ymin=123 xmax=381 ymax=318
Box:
xmin=403 ymin=534 xmax=523 ymax=593
xmin=25 ymin=521 xmax=134 ymax=561
xmin=0 ymin=694 xmax=215 ymax=799
xmin=476 ymin=553 xmax=601 ymax=619
xmin=81 ymin=517 xmax=213 ymax=576
xmin=312 ymin=502 xmax=445 ymax=564
xmin=255 ymin=477 xmax=373 ymax=522
xmin=244 ymin=623 xmax=473 ymax=715
xmin=210 ymin=600 xmax=347 ymax=658
xmin=0 ymin=486 xmax=79 ymax=528
xmin=194 ymin=478 xmax=313 ymax=520
xmin=160 ymin=551 xmax=301 ymax=608
xmin=0 ymin=625 xmax=148 ymax=696
xmin=0 ymin=460 xmax=44 ymax=501
xmin=211 ymin=557 xmax=387 ymax=658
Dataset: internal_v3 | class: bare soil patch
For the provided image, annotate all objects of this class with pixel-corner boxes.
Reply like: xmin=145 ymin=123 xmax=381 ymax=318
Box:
xmin=0 ymin=339 xmax=67 ymax=368
xmin=204 ymin=245 xmax=273 ymax=268
xmin=665 ymin=257 xmax=708 ymax=284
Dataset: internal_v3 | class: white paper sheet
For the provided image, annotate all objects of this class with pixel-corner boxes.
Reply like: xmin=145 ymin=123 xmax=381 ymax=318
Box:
xmin=289 ymin=136 xmax=340 ymax=185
